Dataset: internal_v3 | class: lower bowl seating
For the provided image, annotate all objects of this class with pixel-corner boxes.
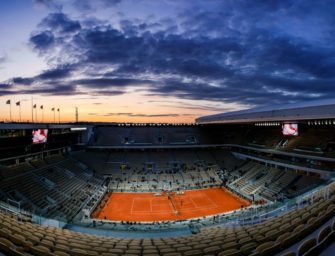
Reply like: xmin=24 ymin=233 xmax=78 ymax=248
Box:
xmin=0 ymin=194 xmax=334 ymax=256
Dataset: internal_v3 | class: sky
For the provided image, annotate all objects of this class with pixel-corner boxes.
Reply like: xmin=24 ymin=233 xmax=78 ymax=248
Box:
xmin=0 ymin=0 xmax=335 ymax=123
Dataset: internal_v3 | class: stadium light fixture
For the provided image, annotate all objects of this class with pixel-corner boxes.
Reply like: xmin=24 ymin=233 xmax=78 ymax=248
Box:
xmin=70 ymin=127 xmax=87 ymax=131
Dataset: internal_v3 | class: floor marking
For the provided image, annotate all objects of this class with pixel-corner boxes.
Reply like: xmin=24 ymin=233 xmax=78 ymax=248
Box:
xmin=189 ymin=197 xmax=198 ymax=209
xmin=203 ymin=193 xmax=218 ymax=208
xmin=130 ymin=198 xmax=135 ymax=215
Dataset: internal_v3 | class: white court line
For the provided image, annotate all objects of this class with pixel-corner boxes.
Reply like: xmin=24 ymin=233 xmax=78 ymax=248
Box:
xmin=130 ymin=191 xmax=237 ymax=215
xmin=203 ymin=193 xmax=218 ymax=208
xmin=176 ymin=206 xmax=218 ymax=213
xmin=130 ymin=205 xmax=235 ymax=216
xmin=188 ymin=194 xmax=217 ymax=211
xmin=131 ymin=210 xmax=174 ymax=214
xmin=189 ymin=197 xmax=198 ymax=209
xmin=130 ymin=198 xmax=135 ymax=215
xmin=130 ymin=197 xmax=230 ymax=214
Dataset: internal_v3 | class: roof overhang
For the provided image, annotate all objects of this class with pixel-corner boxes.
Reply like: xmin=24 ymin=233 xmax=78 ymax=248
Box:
xmin=196 ymin=101 xmax=335 ymax=124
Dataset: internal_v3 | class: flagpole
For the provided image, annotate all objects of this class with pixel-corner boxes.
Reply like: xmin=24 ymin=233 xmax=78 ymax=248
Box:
xmin=58 ymin=109 xmax=60 ymax=124
xmin=19 ymin=104 xmax=21 ymax=123
xmin=35 ymin=106 xmax=37 ymax=123
xmin=9 ymin=102 xmax=12 ymax=121
xmin=31 ymin=96 xmax=34 ymax=123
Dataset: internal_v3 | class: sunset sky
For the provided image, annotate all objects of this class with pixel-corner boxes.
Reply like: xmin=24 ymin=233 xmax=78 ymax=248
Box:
xmin=0 ymin=0 xmax=334 ymax=123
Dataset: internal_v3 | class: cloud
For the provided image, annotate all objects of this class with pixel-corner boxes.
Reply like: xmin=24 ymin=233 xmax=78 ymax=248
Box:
xmin=100 ymin=0 xmax=122 ymax=7
xmin=12 ymin=77 xmax=34 ymax=85
xmin=0 ymin=85 xmax=75 ymax=96
xmin=75 ymin=78 xmax=153 ymax=88
xmin=20 ymin=86 xmax=76 ymax=95
xmin=88 ymin=112 xmax=185 ymax=118
xmin=2 ymin=1 xmax=335 ymax=110
xmin=90 ymin=90 xmax=126 ymax=96
xmin=0 ymin=54 xmax=6 ymax=63
xmin=37 ymin=66 xmax=74 ymax=80
xmin=154 ymin=101 xmax=235 ymax=112
xmin=97 ymin=112 xmax=182 ymax=117
xmin=72 ymin=0 xmax=123 ymax=12
xmin=30 ymin=31 xmax=55 ymax=51
xmin=39 ymin=13 xmax=81 ymax=33
xmin=33 ymin=0 xmax=63 ymax=11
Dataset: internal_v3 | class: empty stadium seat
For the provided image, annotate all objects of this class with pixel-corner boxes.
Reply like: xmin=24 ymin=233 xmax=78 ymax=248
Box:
xmin=297 ymin=238 xmax=317 ymax=256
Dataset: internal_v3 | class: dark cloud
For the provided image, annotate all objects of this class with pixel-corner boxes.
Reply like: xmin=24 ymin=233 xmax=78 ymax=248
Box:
xmin=37 ymin=66 xmax=74 ymax=80
xmin=240 ymin=31 xmax=335 ymax=79
xmin=87 ymin=112 xmax=182 ymax=117
xmin=39 ymin=13 xmax=81 ymax=33
xmin=155 ymin=101 xmax=235 ymax=112
xmin=72 ymin=0 xmax=122 ymax=12
xmin=18 ymin=86 xmax=76 ymax=96
xmin=30 ymin=31 xmax=55 ymax=51
xmin=104 ymin=113 xmax=181 ymax=117
xmin=2 ymin=1 xmax=335 ymax=109
xmin=33 ymin=0 xmax=62 ymax=11
xmin=71 ymin=0 xmax=94 ymax=12
xmin=75 ymin=78 xmax=153 ymax=88
xmin=0 ymin=90 xmax=19 ymax=96
xmin=100 ymin=0 xmax=122 ymax=7
xmin=12 ymin=77 xmax=34 ymax=85
xmin=0 ymin=85 xmax=75 ymax=96
xmin=8 ymin=66 xmax=74 ymax=86
xmin=90 ymin=90 xmax=126 ymax=96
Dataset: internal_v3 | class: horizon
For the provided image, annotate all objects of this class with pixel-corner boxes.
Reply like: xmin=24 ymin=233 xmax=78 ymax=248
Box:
xmin=1 ymin=0 xmax=335 ymax=123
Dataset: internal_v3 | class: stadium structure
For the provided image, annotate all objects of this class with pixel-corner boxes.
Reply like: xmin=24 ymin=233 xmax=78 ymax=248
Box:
xmin=0 ymin=101 xmax=335 ymax=256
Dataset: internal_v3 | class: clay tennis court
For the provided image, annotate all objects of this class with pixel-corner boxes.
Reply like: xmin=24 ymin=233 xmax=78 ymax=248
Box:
xmin=92 ymin=188 xmax=251 ymax=222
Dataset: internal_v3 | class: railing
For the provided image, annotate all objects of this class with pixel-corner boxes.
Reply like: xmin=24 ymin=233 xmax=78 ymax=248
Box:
xmin=1 ymin=178 xmax=334 ymax=233
xmin=226 ymin=184 xmax=254 ymax=201
xmin=0 ymin=147 xmax=67 ymax=164
xmin=0 ymin=200 xmax=28 ymax=216
xmin=295 ymin=177 xmax=335 ymax=204
xmin=108 ymin=183 xmax=220 ymax=193
xmin=80 ymin=185 xmax=108 ymax=217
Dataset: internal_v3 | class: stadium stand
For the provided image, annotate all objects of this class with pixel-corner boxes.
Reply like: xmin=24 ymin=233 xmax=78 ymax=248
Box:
xmin=0 ymin=181 xmax=334 ymax=256
xmin=0 ymin=155 xmax=104 ymax=221
xmin=1 ymin=114 xmax=335 ymax=256
xmin=227 ymin=161 xmax=324 ymax=201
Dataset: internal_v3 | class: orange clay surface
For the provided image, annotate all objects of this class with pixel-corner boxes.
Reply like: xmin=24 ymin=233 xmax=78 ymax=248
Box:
xmin=92 ymin=188 xmax=251 ymax=222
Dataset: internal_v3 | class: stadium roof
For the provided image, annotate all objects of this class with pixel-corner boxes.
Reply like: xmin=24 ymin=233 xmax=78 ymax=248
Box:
xmin=196 ymin=99 xmax=335 ymax=124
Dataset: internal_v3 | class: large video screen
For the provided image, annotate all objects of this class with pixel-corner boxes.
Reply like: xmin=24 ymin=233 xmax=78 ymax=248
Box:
xmin=282 ymin=123 xmax=298 ymax=136
xmin=32 ymin=129 xmax=48 ymax=144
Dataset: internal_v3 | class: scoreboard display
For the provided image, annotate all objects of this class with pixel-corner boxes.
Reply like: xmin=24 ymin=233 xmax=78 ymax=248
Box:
xmin=282 ymin=123 xmax=298 ymax=136
xmin=32 ymin=129 xmax=48 ymax=144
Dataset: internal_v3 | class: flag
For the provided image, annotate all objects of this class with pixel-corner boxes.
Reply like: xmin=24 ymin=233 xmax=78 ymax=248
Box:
xmin=33 ymin=104 xmax=37 ymax=108
xmin=51 ymin=108 xmax=55 ymax=111
xmin=16 ymin=101 xmax=20 ymax=106
xmin=40 ymin=105 xmax=43 ymax=109
xmin=6 ymin=100 xmax=10 ymax=104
